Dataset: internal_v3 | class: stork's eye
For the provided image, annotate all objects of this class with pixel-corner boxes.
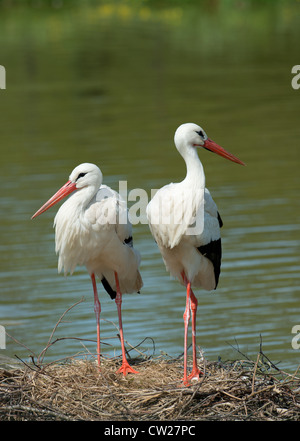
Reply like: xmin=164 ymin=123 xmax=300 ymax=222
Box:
xmin=76 ymin=172 xmax=87 ymax=181
xmin=196 ymin=130 xmax=204 ymax=138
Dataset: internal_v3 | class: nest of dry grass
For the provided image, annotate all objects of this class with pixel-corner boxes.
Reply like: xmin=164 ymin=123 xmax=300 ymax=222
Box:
xmin=1 ymin=301 xmax=299 ymax=421
xmin=1 ymin=352 xmax=299 ymax=421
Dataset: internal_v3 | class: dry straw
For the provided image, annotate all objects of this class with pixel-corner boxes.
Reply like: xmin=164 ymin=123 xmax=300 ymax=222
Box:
xmin=1 ymin=301 xmax=299 ymax=421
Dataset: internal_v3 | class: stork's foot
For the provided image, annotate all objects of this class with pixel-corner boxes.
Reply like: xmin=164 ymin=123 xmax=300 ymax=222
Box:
xmin=180 ymin=379 xmax=191 ymax=387
xmin=180 ymin=368 xmax=203 ymax=387
xmin=188 ymin=367 xmax=203 ymax=381
xmin=116 ymin=361 xmax=139 ymax=376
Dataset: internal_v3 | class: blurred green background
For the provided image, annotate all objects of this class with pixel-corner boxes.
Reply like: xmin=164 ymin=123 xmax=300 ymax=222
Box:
xmin=0 ymin=0 xmax=299 ymax=372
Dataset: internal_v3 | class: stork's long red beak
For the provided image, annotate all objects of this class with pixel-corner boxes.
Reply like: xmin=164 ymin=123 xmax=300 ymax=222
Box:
xmin=202 ymin=138 xmax=245 ymax=166
xmin=31 ymin=180 xmax=77 ymax=219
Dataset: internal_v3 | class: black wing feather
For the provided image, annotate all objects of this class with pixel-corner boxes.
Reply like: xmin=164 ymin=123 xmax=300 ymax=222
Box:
xmin=124 ymin=235 xmax=133 ymax=247
xmin=197 ymin=238 xmax=222 ymax=289
xmin=217 ymin=212 xmax=223 ymax=228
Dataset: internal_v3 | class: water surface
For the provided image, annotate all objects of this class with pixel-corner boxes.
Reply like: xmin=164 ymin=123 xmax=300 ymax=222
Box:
xmin=0 ymin=1 xmax=299 ymax=372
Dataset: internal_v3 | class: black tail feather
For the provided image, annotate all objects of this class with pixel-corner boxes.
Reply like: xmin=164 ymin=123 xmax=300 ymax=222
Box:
xmin=101 ymin=276 xmax=117 ymax=299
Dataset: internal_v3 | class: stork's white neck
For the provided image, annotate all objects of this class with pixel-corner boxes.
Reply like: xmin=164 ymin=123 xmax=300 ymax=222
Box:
xmin=64 ymin=184 xmax=99 ymax=216
xmin=181 ymin=146 xmax=205 ymax=188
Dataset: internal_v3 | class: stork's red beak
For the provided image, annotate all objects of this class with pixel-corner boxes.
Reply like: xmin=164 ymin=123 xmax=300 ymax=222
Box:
xmin=31 ymin=180 xmax=77 ymax=219
xmin=202 ymin=138 xmax=245 ymax=166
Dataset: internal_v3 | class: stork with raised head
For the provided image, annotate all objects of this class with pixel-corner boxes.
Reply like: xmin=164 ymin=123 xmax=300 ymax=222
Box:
xmin=32 ymin=163 xmax=143 ymax=375
xmin=146 ymin=123 xmax=245 ymax=386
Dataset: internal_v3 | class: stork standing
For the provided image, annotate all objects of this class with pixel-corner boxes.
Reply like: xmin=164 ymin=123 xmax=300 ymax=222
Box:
xmin=32 ymin=163 xmax=143 ymax=375
xmin=146 ymin=123 xmax=245 ymax=386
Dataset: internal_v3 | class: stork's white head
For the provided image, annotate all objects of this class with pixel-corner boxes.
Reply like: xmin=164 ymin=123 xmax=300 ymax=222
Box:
xmin=31 ymin=163 xmax=103 ymax=219
xmin=174 ymin=122 xmax=245 ymax=165
xmin=69 ymin=163 xmax=103 ymax=190
xmin=174 ymin=123 xmax=208 ymax=154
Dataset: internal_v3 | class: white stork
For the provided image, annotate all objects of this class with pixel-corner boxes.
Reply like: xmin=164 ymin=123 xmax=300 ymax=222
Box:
xmin=146 ymin=123 xmax=245 ymax=386
xmin=32 ymin=163 xmax=143 ymax=375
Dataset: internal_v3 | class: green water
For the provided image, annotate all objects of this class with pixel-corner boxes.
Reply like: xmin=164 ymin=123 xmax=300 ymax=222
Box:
xmin=0 ymin=1 xmax=299 ymax=372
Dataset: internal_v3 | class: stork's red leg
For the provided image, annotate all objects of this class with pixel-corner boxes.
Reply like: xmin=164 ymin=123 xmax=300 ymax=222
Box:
xmin=91 ymin=273 xmax=101 ymax=367
xmin=182 ymin=273 xmax=192 ymax=386
xmin=181 ymin=271 xmax=202 ymax=385
xmin=114 ymin=272 xmax=139 ymax=376
xmin=188 ymin=290 xmax=202 ymax=380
